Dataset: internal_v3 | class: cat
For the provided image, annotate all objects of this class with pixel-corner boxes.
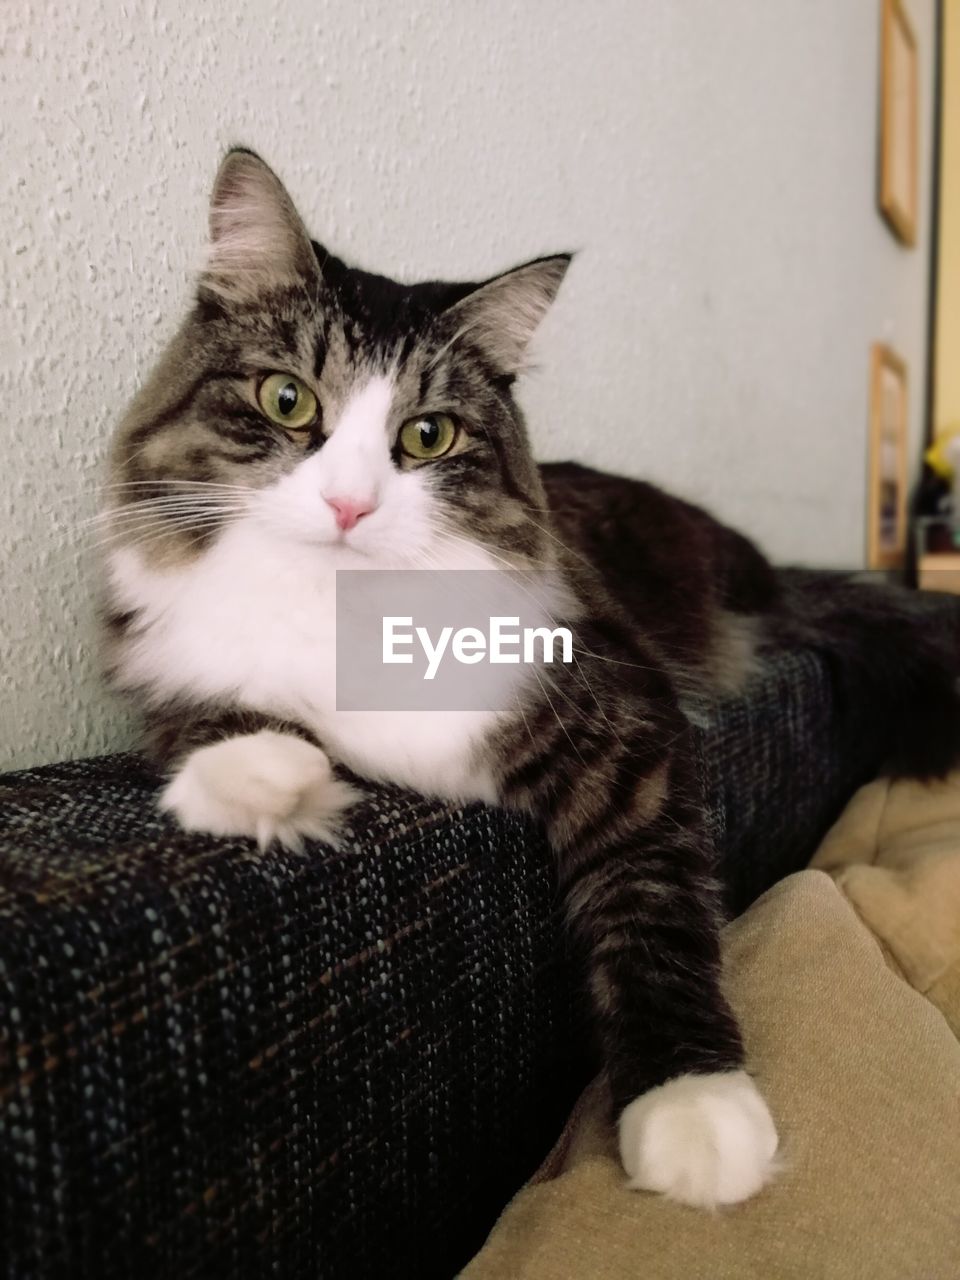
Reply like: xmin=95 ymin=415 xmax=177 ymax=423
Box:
xmin=98 ymin=149 xmax=960 ymax=1210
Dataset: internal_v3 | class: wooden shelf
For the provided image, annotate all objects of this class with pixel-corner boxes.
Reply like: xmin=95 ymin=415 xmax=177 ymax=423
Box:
xmin=918 ymin=554 xmax=960 ymax=594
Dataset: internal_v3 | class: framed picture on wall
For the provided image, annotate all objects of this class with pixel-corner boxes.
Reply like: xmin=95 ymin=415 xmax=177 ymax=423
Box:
xmin=879 ymin=0 xmax=918 ymax=245
xmin=867 ymin=344 xmax=909 ymax=569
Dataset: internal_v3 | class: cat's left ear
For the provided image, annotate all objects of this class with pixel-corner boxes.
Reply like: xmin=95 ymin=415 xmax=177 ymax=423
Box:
xmin=201 ymin=149 xmax=319 ymax=300
xmin=441 ymin=254 xmax=572 ymax=376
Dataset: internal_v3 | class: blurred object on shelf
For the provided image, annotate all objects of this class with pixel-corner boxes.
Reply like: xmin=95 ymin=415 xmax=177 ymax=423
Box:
xmin=916 ymin=515 xmax=960 ymax=594
xmin=915 ymin=462 xmax=951 ymax=518
xmin=924 ymin=424 xmax=960 ymax=519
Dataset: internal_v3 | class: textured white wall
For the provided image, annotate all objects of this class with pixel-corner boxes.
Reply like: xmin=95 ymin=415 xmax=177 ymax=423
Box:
xmin=0 ymin=0 xmax=936 ymax=771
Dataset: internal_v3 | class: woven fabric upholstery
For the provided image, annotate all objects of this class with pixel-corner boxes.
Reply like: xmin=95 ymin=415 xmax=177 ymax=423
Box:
xmin=0 ymin=644 xmax=914 ymax=1279
xmin=0 ymin=758 xmax=575 ymax=1280
xmin=699 ymin=649 xmax=879 ymax=915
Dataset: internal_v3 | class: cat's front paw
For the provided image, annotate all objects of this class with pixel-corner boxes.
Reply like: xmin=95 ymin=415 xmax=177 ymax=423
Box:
xmin=618 ymin=1070 xmax=778 ymax=1209
xmin=159 ymin=730 xmax=358 ymax=851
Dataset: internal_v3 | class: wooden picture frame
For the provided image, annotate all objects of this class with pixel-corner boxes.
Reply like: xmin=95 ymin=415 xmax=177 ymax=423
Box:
xmin=867 ymin=344 xmax=909 ymax=569
xmin=879 ymin=0 xmax=918 ymax=245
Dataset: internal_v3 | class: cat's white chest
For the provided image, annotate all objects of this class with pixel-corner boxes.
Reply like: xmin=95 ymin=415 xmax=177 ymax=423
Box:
xmin=107 ymin=526 xmax=501 ymax=803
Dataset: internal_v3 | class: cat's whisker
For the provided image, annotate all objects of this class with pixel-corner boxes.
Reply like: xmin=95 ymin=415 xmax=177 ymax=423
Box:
xmin=429 ymin=523 xmax=547 ymax=572
xmin=422 ymin=524 xmax=622 ymax=738
xmin=45 ymin=481 xmax=245 ymax=506
xmin=570 ymin=647 xmax=663 ymax=672
xmin=512 ymin=694 xmax=540 ymax=757
xmin=92 ymin=495 xmax=251 ymax=514
xmin=90 ymin=512 xmax=244 ymax=552
xmin=430 ymin=517 xmax=566 ymax=577
xmin=85 ymin=500 xmax=250 ymax=528
xmin=90 ymin=523 xmax=245 ymax=552
xmin=429 ymin=522 xmax=650 ymax=747
xmin=87 ymin=509 xmax=249 ymax=539
xmin=91 ymin=529 xmax=233 ymax=558
xmin=528 ymin=666 xmax=588 ymax=767
xmin=55 ymin=506 xmax=235 ymax=552
xmin=517 ymin=511 xmax=599 ymax=573
xmin=99 ymin=479 xmax=255 ymax=494
xmin=428 ymin=522 xmax=571 ymax=624
xmin=101 ymin=478 xmax=254 ymax=487
xmin=450 ymin=534 xmax=556 ymax=572
xmin=90 ymin=525 xmax=230 ymax=554
xmin=430 ymin=532 xmax=667 ymax=675
xmin=94 ymin=504 xmax=246 ymax=528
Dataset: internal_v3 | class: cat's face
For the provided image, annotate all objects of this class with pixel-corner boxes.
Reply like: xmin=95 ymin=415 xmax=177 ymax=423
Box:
xmin=106 ymin=150 xmax=569 ymax=573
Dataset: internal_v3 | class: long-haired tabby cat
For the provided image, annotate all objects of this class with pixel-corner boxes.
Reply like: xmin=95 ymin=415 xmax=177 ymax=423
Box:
xmin=99 ymin=150 xmax=960 ymax=1210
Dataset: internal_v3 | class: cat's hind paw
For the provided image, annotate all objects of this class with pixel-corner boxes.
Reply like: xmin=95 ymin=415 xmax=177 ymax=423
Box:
xmin=618 ymin=1070 xmax=778 ymax=1209
xmin=159 ymin=730 xmax=359 ymax=852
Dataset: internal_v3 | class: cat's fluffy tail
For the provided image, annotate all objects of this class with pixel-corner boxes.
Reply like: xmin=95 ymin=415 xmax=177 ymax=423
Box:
xmin=771 ymin=569 xmax=960 ymax=780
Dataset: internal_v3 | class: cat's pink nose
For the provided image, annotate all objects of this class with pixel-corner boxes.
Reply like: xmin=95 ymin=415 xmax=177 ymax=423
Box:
xmin=326 ymin=496 xmax=376 ymax=532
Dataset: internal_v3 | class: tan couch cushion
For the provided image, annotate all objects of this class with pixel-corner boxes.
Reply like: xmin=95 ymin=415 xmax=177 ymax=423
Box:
xmin=464 ymin=871 xmax=960 ymax=1280
xmin=811 ymin=774 xmax=960 ymax=1034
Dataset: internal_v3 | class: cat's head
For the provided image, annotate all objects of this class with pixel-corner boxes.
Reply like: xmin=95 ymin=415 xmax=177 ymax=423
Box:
xmin=106 ymin=150 xmax=570 ymax=572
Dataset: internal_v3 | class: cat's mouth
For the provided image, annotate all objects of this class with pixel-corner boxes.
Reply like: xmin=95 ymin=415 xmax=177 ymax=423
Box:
xmin=307 ymin=527 xmax=385 ymax=563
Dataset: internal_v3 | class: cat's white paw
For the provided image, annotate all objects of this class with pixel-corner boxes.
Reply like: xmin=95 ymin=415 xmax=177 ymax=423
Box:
xmin=618 ymin=1069 xmax=778 ymax=1209
xmin=159 ymin=730 xmax=358 ymax=851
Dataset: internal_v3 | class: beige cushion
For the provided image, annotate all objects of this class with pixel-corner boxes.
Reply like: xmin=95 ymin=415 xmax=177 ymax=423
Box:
xmin=464 ymin=872 xmax=960 ymax=1280
xmin=811 ymin=774 xmax=960 ymax=1034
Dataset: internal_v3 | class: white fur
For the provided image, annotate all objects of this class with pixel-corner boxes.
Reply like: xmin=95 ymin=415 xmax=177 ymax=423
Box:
xmin=109 ymin=521 xmax=504 ymax=803
xmin=159 ymin=731 xmax=358 ymax=851
xmin=314 ymin=376 xmax=394 ymax=514
xmin=618 ymin=1070 xmax=778 ymax=1209
xmin=108 ymin=376 xmax=565 ymax=827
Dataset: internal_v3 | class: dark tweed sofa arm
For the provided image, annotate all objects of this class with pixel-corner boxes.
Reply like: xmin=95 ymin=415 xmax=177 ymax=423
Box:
xmin=0 ymin=646 xmax=895 ymax=1280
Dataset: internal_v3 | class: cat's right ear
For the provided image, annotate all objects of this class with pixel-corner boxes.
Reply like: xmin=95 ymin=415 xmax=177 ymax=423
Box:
xmin=200 ymin=149 xmax=319 ymax=301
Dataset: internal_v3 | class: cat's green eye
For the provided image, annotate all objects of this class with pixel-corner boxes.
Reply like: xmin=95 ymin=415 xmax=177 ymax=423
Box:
xmin=256 ymin=372 xmax=318 ymax=431
xmin=399 ymin=413 xmax=458 ymax=461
